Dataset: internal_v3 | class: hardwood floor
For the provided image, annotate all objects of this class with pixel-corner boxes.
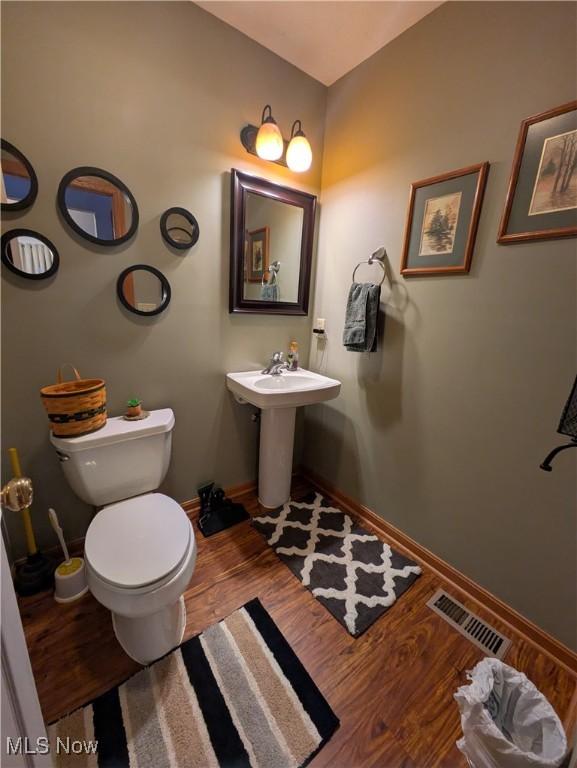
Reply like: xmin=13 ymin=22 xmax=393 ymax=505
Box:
xmin=19 ymin=478 xmax=576 ymax=767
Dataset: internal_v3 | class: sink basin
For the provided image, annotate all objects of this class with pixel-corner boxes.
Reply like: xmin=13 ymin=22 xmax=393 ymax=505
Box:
xmin=255 ymin=375 xmax=314 ymax=391
xmin=227 ymin=367 xmax=341 ymax=509
xmin=226 ymin=368 xmax=341 ymax=409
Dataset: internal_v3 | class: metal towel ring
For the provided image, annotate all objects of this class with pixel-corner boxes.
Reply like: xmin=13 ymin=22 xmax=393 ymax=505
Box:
xmin=352 ymin=247 xmax=387 ymax=286
xmin=262 ymin=260 xmax=280 ymax=286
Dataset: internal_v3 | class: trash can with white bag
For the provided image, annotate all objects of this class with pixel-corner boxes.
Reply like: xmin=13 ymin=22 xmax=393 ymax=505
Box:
xmin=454 ymin=657 xmax=568 ymax=768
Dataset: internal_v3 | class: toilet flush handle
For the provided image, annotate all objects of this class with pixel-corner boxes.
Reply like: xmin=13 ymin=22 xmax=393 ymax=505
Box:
xmin=55 ymin=450 xmax=70 ymax=462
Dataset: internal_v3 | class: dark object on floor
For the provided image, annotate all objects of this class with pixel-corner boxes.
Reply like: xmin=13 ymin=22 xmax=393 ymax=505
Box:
xmin=541 ymin=375 xmax=577 ymax=471
xmin=48 ymin=598 xmax=339 ymax=768
xmin=253 ymin=492 xmax=422 ymax=637
xmin=14 ymin=551 xmax=55 ymax=596
xmin=197 ymin=482 xmax=249 ymax=537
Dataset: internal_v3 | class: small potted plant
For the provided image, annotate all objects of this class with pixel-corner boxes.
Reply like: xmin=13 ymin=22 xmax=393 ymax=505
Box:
xmin=126 ymin=397 xmax=142 ymax=418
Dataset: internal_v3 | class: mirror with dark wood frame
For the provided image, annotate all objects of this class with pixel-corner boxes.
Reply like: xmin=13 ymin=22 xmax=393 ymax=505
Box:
xmin=229 ymin=169 xmax=316 ymax=315
xmin=117 ymin=265 xmax=171 ymax=316
xmin=1 ymin=228 xmax=59 ymax=280
xmin=1 ymin=140 xmax=38 ymax=212
xmin=58 ymin=166 xmax=139 ymax=246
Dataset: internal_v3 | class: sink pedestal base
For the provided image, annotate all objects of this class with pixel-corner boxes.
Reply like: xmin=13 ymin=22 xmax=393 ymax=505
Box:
xmin=226 ymin=368 xmax=341 ymax=508
xmin=258 ymin=407 xmax=296 ymax=509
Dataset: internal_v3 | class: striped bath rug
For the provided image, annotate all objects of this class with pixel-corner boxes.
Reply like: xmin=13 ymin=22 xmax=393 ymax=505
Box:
xmin=253 ymin=492 xmax=422 ymax=637
xmin=48 ymin=599 xmax=338 ymax=767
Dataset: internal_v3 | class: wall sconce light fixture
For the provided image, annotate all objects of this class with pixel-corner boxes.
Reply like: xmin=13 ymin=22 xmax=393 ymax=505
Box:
xmin=240 ymin=106 xmax=313 ymax=172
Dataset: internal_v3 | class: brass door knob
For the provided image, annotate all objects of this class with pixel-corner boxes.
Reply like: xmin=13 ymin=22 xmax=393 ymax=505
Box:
xmin=1 ymin=476 xmax=33 ymax=512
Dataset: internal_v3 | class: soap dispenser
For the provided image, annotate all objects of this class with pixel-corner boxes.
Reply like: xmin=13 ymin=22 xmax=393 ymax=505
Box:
xmin=287 ymin=340 xmax=299 ymax=371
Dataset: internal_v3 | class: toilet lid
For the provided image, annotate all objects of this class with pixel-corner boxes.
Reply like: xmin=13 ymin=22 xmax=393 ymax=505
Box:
xmin=85 ymin=493 xmax=191 ymax=588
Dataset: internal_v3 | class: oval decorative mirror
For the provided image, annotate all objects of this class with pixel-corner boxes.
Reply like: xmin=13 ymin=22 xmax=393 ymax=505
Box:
xmin=160 ymin=207 xmax=199 ymax=250
xmin=117 ymin=265 xmax=171 ymax=316
xmin=1 ymin=228 xmax=59 ymax=280
xmin=1 ymin=140 xmax=38 ymax=212
xmin=58 ymin=167 xmax=138 ymax=246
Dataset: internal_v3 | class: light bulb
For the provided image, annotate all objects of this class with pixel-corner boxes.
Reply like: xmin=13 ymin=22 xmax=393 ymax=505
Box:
xmin=286 ymin=120 xmax=312 ymax=172
xmin=255 ymin=122 xmax=284 ymax=160
xmin=286 ymin=134 xmax=312 ymax=172
xmin=255 ymin=105 xmax=284 ymax=161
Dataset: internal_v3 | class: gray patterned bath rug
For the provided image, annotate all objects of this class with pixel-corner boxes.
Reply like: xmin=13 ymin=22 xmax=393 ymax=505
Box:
xmin=253 ymin=492 xmax=422 ymax=637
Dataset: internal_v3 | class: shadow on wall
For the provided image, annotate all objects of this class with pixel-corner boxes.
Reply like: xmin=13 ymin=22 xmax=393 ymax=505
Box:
xmin=355 ymin=257 xmax=418 ymax=431
xmin=302 ymin=404 xmax=362 ymax=500
xmin=1 ymin=268 xmax=58 ymax=293
xmin=159 ymin=367 xmax=260 ymax=502
xmin=305 ymin=256 xmax=430 ymax=531
xmin=214 ymin=381 xmax=259 ymax=485
xmin=357 ymin=311 xmax=404 ymax=431
xmin=220 ymin=171 xmax=231 ymax=311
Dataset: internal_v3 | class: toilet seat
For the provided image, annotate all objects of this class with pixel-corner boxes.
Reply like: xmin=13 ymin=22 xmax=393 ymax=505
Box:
xmin=85 ymin=493 xmax=191 ymax=589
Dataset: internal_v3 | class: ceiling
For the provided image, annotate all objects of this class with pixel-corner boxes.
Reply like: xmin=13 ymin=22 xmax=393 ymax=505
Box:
xmin=195 ymin=1 xmax=442 ymax=86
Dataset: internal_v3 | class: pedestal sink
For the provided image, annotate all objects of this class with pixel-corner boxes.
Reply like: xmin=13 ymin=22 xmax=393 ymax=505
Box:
xmin=226 ymin=368 xmax=341 ymax=508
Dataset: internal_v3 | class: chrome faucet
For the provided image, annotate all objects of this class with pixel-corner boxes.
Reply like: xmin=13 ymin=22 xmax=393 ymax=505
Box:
xmin=262 ymin=351 xmax=289 ymax=375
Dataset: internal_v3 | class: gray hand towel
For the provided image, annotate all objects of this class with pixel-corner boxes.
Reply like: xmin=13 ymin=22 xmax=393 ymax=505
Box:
xmin=260 ymin=283 xmax=279 ymax=301
xmin=343 ymin=282 xmax=381 ymax=352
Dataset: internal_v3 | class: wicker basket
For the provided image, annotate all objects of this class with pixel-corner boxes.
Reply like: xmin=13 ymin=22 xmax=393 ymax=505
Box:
xmin=40 ymin=365 xmax=106 ymax=438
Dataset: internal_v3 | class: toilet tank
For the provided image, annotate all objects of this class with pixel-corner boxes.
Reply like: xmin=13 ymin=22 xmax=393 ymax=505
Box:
xmin=50 ymin=408 xmax=175 ymax=506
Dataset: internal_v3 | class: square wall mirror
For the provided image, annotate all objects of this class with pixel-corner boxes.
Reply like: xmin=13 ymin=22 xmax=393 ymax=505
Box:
xmin=229 ymin=169 xmax=316 ymax=315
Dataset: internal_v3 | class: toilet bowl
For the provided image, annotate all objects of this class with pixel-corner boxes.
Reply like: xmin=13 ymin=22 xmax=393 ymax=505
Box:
xmin=85 ymin=493 xmax=196 ymax=664
xmin=50 ymin=408 xmax=196 ymax=665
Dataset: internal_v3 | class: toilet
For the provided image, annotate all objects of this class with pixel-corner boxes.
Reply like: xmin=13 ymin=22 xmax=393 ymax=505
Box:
xmin=50 ymin=408 xmax=196 ymax=665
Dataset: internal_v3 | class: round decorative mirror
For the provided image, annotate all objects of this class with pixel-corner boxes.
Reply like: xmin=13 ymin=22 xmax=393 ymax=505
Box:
xmin=58 ymin=167 xmax=138 ymax=246
xmin=160 ymin=207 xmax=199 ymax=250
xmin=117 ymin=265 xmax=171 ymax=316
xmin=1 ymin=229 xmax=59 ymax=280
xmin=1 ymin=140 xmax=38 ymax=212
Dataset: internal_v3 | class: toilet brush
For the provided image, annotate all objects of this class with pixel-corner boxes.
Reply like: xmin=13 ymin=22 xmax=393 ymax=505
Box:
xmin=48 ymin=508 xmax=88 ymax=603
xmin=1 ymin=447 xmax=54 ymax=596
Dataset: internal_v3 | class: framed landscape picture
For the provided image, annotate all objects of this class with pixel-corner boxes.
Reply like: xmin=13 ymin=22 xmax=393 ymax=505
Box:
xmin=400 ymin=162 xmax=489 ymax=277
xmin=246 ymin=226 xmax=269 ymax=282
xmin=498 ymin=101 xmax=577 ymax=244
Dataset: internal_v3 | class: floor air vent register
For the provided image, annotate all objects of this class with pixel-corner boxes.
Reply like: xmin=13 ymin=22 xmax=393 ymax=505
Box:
xmin=426 ymin=589 xmax=511 ymax=659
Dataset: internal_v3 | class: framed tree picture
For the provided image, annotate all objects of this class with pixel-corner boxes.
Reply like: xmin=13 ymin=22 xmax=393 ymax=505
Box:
xmin=400 ymin=162 xmax=489 ymax=277
xmin=498 ymin=101 xmax=577 ymax=244
xmin=246 ymin=226 xmax=269 ymax=282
